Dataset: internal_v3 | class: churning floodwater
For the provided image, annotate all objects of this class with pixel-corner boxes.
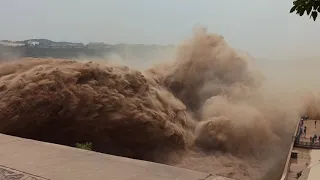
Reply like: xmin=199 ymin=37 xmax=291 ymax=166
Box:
xmin=1 ymin=28 xmax=319 ymax=180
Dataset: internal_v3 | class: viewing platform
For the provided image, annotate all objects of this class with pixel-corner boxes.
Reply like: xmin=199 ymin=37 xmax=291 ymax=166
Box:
xmin=288 ymin=119 xmax=320 ymax=180
xmin=295 ymin=119 xmax=320 ymax=148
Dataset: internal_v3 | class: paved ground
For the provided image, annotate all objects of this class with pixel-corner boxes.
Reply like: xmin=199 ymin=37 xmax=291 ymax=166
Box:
xmin=306 ymin=149 xmax=320 ymax=180
xmin=0 ymin=134 xmax=234 ymax=180
xmin=288 ymin=148 xmax=310 ymax=180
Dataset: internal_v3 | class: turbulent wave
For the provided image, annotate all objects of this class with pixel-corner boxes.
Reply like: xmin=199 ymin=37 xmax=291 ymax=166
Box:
xmin=0 ymin=57 xmax=194 ymax=161
xmin=0 ymin=28 xmax=316 ymax=180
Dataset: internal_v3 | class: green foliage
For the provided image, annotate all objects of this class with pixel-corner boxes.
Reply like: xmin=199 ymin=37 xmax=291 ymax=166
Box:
xmin=75 ymin=142 xmax=93 ymax=151
xmin=290 ymin=0 xmax=320 ymax=21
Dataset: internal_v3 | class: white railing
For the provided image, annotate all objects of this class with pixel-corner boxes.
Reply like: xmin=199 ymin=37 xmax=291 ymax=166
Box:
xmin=279 ymin=119 xmax=300 ymax=180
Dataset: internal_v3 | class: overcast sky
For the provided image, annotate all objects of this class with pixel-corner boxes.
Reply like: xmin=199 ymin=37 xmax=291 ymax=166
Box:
xmin=1 ymin=0 xmax=320 ymax=59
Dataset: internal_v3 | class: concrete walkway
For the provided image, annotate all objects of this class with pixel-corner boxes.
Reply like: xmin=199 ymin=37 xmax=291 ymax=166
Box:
xmin=0 ymin=134 xmax=232 ymax=180
xmin=307 ymin=149 xmax=320 ymax=180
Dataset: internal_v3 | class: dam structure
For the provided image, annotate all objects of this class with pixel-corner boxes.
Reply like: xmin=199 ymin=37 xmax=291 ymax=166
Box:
xmin=0 ymin=133 xmax=234 ymax=180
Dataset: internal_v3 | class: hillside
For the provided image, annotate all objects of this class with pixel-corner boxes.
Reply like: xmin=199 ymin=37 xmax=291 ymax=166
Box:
xmin=0 ymin=39 xmax=176 ymax=61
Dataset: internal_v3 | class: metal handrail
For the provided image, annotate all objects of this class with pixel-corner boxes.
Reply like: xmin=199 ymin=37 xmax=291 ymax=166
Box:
xmin=295 ymin=141 xmax=320 ymax=148
xmin=280 ymin=119 xmax=301 ymax=180
xmin=293 ymin=118 xmax=320 ymax=149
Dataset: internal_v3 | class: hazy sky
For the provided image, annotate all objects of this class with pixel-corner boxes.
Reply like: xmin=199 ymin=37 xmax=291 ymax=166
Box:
xmin=1 ymin=0 xmax=320 ymax=59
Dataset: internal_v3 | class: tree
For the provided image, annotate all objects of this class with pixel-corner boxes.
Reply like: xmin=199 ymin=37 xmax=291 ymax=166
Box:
xmin=290 ymin=0 xmax=320 ymax=21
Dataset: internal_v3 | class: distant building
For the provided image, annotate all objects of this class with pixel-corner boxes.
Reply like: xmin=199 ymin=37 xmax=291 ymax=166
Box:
xmin=66 ymin=43 xmax=85 ymax=48
xmin=87 ymin=42 xmax=105 ymax=50
xmin=35 ymin=42 xmax=85 ymax=49
xmin=1 ymin=39 xmax=86 ymax=49
xmin=27 ymin=41 xmax=40 ymax=47
xmin=0 ymin=41 xmax=24 ymax=47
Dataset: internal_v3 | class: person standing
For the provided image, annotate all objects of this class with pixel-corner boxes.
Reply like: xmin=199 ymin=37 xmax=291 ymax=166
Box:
xmin=316 ymin=120 xmax=317 ymax=128
xmin=304 ymin=126 xmax=307 ymax=136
